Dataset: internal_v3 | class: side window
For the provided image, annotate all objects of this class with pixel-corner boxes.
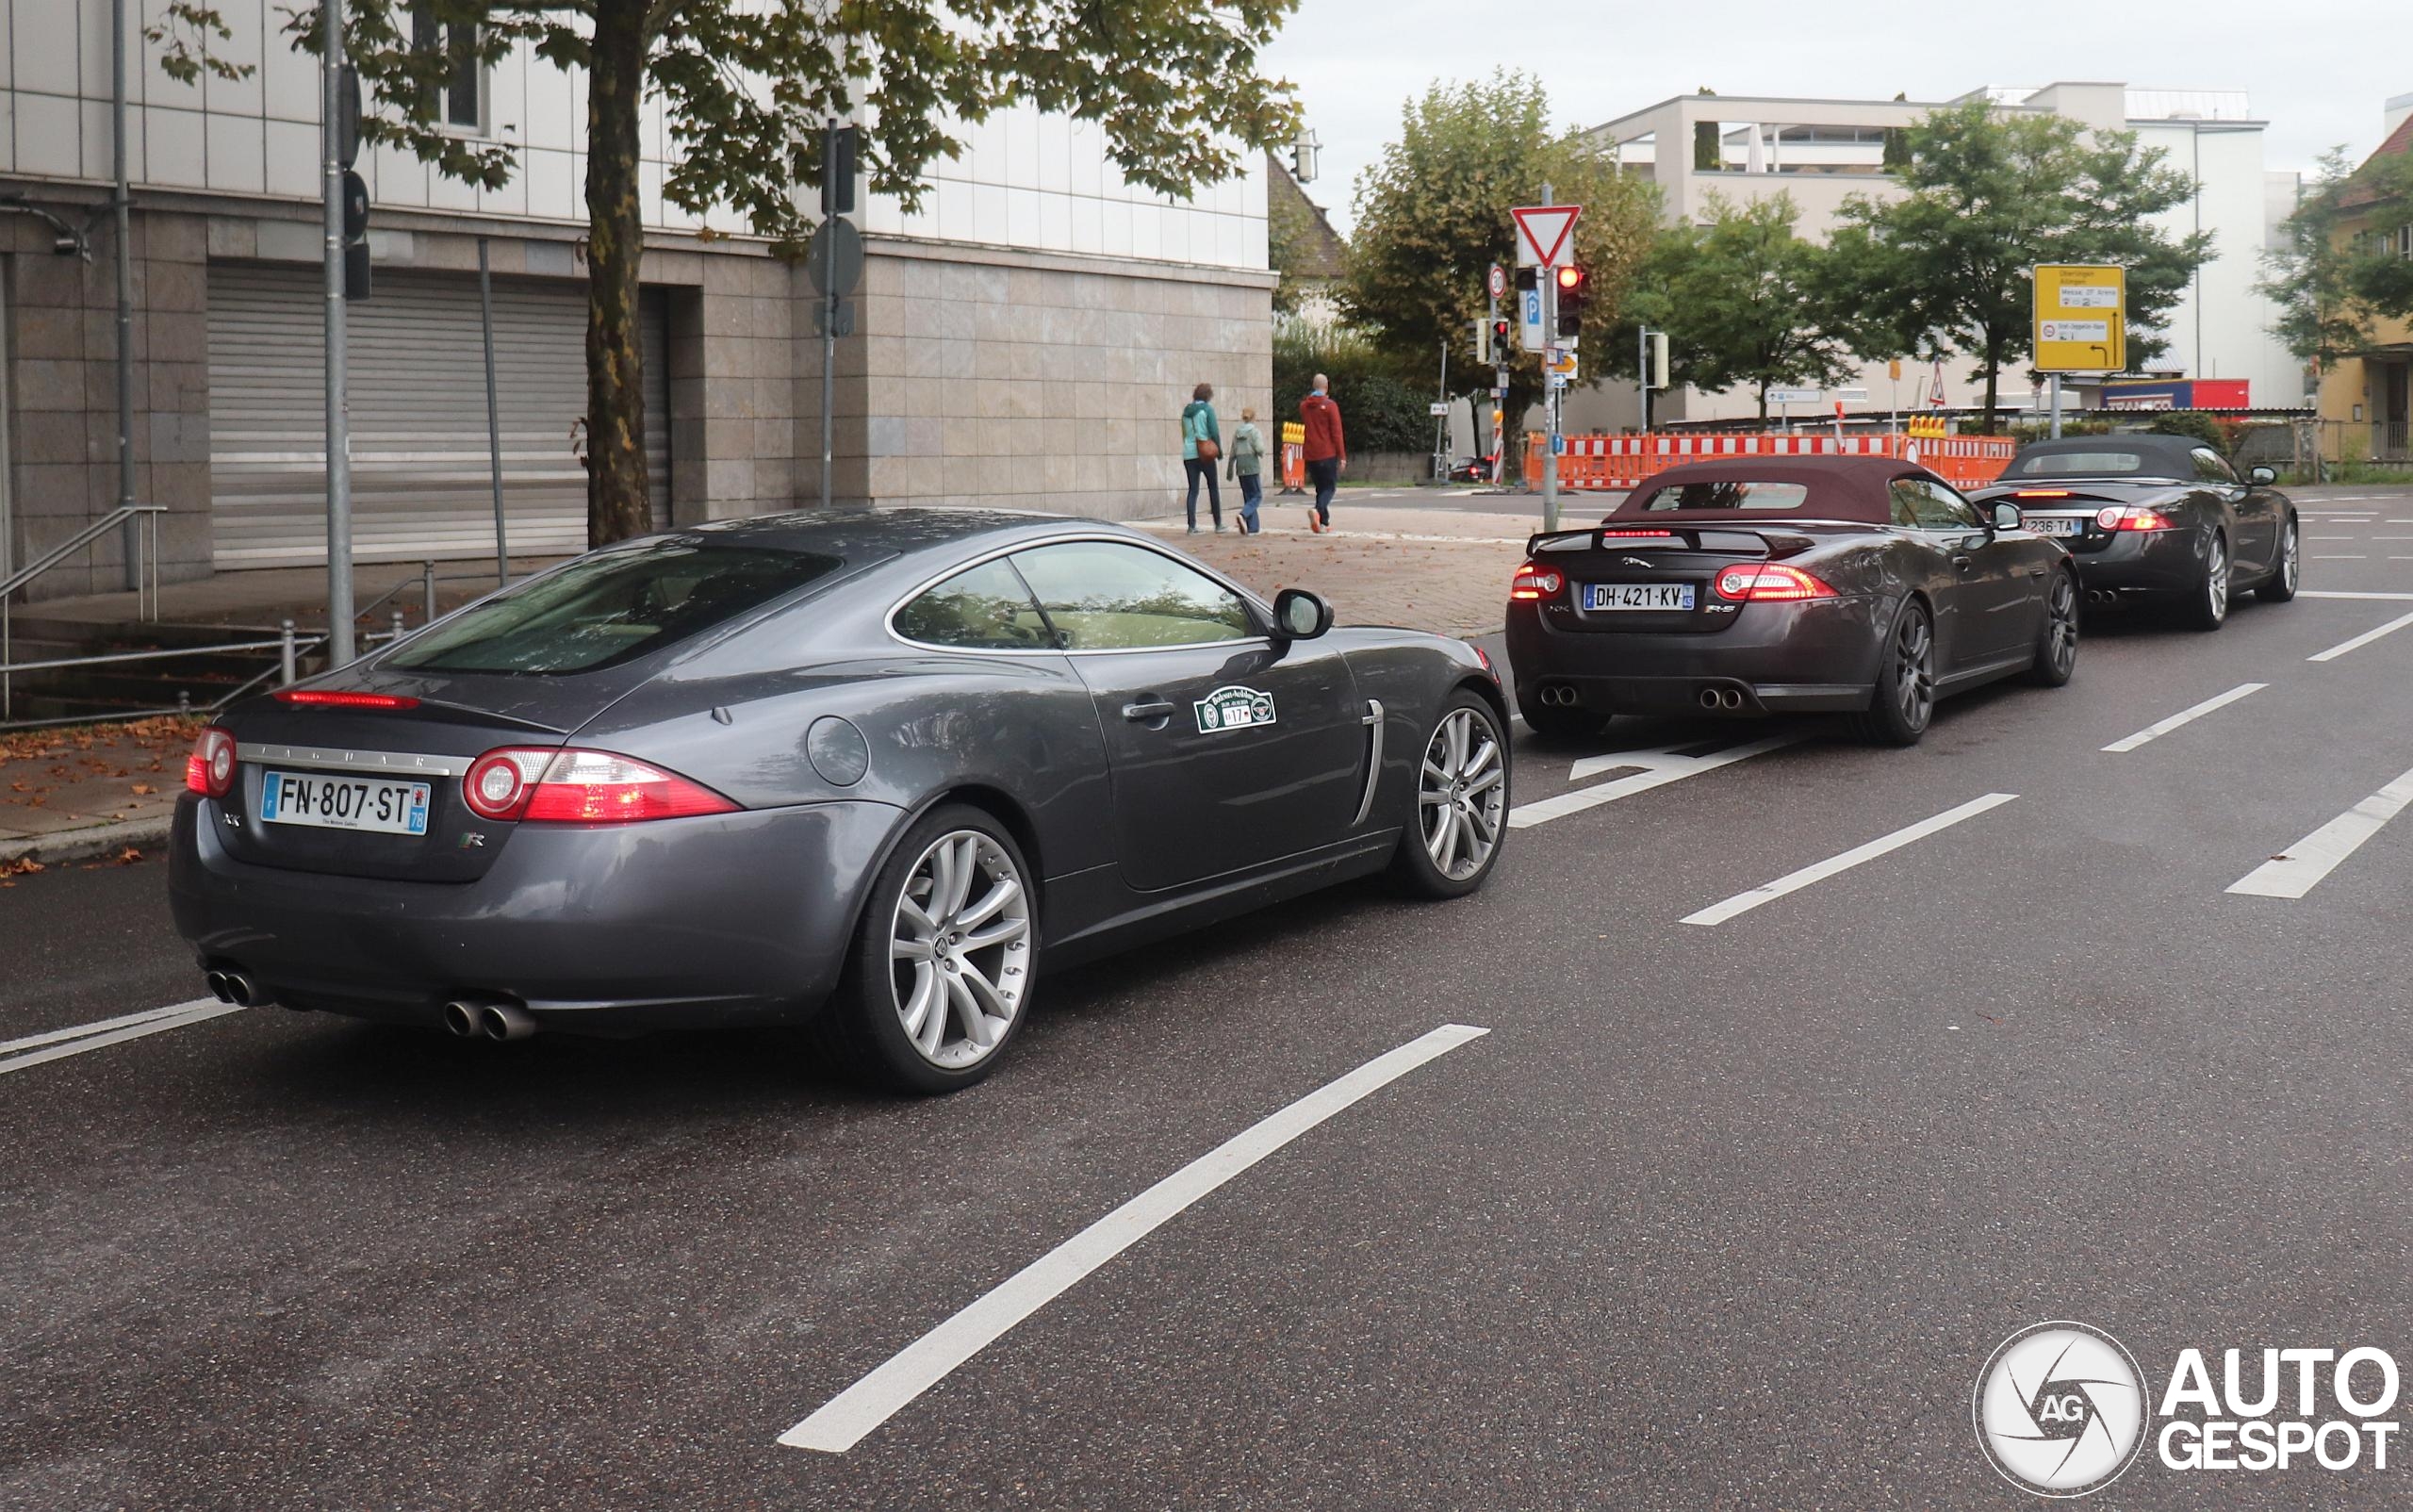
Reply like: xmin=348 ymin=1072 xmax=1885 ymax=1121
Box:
xmin=1896 ymin=478 xmax=1982 ymax=531
xmin=1886 ymin=480 xmax=1924 ymax=529
xmin=894 ymin=559 xmax=1054 ymax=649
xmin=1012 ymin=542 xmax=1255 ymax=650
xmin=2191 ymin=448 xmax=2239 ymax=485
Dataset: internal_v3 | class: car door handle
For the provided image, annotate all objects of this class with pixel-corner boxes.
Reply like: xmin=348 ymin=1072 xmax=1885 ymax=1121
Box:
xmin=1952 ymin=555 xmax=1975 ymax=571
xmin=1123 ymin=698 xmax=1176 ymax=723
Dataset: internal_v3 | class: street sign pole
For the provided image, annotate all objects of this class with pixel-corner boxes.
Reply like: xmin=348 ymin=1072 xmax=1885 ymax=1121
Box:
xmin=1539 ymin=184 xmax=1559 ymax=535
xmin=320 ymin=0 xmax=353 ymax=665
xmin=2049 ymin=373 xmax=2063 ymax=440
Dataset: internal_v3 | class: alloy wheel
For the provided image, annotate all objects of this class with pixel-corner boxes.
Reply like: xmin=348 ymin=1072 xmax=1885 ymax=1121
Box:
xmin=1895 ymin=612 xmax=1934 ymax=729
xmin=2281 ymin=523 xmax=2300 ymax=593
xmin=889 ymin=830 xmax=1031 ymax=1070
xmin=2206 ymin=537 xmax=2230 ymax=623
xmin=2045 ymin=575 xmax=2078 ymax=676
xmin=1419 ymin=707 xmax=1505 ymax=881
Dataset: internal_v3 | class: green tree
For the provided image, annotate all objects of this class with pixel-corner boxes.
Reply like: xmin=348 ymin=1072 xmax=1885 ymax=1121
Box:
xmin=1824 ymin=99 xmax=2211 ymax=432
xmin=1617 ymin=193 xmax=1856 ymax=419
xmin=155 ymin=0 xmax=1298 ymax=545
xmin=2260 ymin=147 xmax=2413 ymax=363
xmin=1344 ymin=70 xmax=1658 ymax=476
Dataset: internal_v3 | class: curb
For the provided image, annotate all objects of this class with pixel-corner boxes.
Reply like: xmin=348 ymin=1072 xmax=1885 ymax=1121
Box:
xmin=0 ymin=814 xmax=174 ymax=866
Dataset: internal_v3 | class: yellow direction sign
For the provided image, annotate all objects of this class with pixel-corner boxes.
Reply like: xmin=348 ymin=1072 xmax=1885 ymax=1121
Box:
xmin=2033 ymin=264 xmax=2126 ymax=372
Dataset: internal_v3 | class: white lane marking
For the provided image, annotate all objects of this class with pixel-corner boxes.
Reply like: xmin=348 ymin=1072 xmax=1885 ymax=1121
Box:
xmin=2311 ymin=554 xmax=2368 ymax=560
xmin=0 ymin=1002 xmax=244 ymax=1077
xmin=1508 ymin=736 xmax=1797 ymax=830
xmin=777 ymin=1022 xmax=1491 ymax=1454
xmin=2102 ymin=682 xmax=2268 ymax=753
xmin=2227 ymin=765 xmax=2413 ymax=899
xmin=1679 ymin=794 xmax=2017 ymax=927
xmin=2308 ymin=609 xmax=2413 ymax=663
xmin=0 ymin=1001 xmax=203 ymax=1056
xmin=2302 ymin=590 xmax=2413 ymax=601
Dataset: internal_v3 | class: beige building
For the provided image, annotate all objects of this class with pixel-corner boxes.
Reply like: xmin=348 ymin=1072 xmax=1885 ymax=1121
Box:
xmin=1568 ymin=82 xmax=2302 ymax=432
xmin=2314 ymin=96 xmax=2413 ymax=463
xmin=0 ymin=0 xmax=1272 ymax=600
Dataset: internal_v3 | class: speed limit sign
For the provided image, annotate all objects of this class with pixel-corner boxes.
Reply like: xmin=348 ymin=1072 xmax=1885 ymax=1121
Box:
xmin=1486 ymin=263 xmax=1506 ymax=301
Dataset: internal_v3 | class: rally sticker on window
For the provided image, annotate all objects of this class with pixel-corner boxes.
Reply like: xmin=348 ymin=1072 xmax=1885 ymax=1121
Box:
xmin=1194 ymin=685 xmax=1276 ymax=731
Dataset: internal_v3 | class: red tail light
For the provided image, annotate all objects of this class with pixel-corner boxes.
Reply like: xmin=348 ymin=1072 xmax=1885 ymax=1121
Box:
xmin=2095 ymin=505 xmax=2176 ymax=533
xmin=2012 ymin=489 xmax=2074 ymax=499
xmin=274 ymin=689 xmax=421 ymax=710
xmin=1599 ymin=528 xmax=1677 ymax=538
xmin=1510 ymin=564 xmax=1565 ymax=601
xmin=1713 ymin=563 xmax=1838 ymax=602
xmin=463 ymin=746 xmax=738 ymax=825
xmin=185 ymin=726 xmax=237 ymax=798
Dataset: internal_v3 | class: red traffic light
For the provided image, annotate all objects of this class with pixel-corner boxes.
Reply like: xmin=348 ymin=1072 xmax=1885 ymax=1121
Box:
xmin=1554 ymin=265 xmax=1586 ymax=291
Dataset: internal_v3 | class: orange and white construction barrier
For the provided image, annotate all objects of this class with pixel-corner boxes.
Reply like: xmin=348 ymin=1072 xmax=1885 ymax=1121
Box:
xmin=1523 ymin=427 xmax=2016 ymax=494
xmin=1279 ymin=421 xmax=1306 ymax=494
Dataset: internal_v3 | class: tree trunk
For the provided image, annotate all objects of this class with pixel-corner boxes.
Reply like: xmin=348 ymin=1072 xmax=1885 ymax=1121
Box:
xmin=583 ymin=0 xmax=650 ymax=547
xmin=1979 ymin=333 xmax=2002 ymax=436
xmin=1757 ymin=381 xmax=1769 ymax=423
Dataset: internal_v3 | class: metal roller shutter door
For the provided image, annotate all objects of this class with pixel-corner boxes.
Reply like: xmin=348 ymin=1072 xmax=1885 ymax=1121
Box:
xmin=207 ymin=264 xmax=670 ymax=568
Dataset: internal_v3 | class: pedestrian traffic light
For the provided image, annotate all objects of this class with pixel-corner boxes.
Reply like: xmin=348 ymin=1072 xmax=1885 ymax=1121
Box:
xmin=1554 ymin=264 xmax=1588 ymax=337
xmin=1490 ymin=317 xmax=1512 ymax=363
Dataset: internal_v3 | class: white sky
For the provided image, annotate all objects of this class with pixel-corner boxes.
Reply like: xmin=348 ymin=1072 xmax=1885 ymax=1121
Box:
xmin=1260 ymin=0 xmax=2408 ymax=234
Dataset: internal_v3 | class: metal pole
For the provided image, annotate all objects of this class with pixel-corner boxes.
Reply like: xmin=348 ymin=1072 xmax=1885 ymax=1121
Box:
xmin=820 ymin=123 xmax=837 ymax=510
xmin=320 ymin=0 xmax=354 ymax=666
xmin=1637 ymin=328 xmax=1650 ymax=435
xmin=112 ymin=0 xmax=139 ymax=591
xmin=2049 ymin=374 xmax=2063 ymax=440
xmin=279 ymin=619 xmax=298 ymax=686
xmin=478 ymin=238 xmax=508 ymax=586
xmin=422 ymin=559 xmax=437 ymax=623
xmin=1432 ymin=338 xmax=1450 ymax=480
xmin=1539 ymin=182 xmax=1559 ymax=535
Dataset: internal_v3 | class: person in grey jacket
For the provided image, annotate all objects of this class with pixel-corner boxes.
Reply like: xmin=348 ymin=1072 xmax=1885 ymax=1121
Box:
xmin=1225 ymin=407 xmax=1267 ymax=534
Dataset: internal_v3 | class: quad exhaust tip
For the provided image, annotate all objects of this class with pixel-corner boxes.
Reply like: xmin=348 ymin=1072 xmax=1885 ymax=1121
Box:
xmin=1536 ymin=684 xmax=1579 ymax=707
xmin=1699 ymin=687 xmax=1745 ymax=712
xmin=205 ymin=969 xmax=262 ymax=1008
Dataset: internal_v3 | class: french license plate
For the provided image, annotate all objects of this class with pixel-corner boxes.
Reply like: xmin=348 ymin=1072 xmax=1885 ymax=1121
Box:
xmin=258 ymin=769 xmax=431 ymax=836
xmin=2027 ymin=515 xmax=2086 ymax=537
xmin=1584 ymin=582 xmax=1695 ymax=612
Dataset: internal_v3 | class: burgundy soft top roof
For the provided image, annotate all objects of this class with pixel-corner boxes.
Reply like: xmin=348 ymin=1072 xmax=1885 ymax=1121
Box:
xmin=1609 ymin=456 xmax=1942 ymax=526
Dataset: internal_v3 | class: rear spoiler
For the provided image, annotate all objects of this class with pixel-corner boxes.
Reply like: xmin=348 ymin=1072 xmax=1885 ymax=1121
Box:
xmin=1525 ymin=523 xmax=1825 ymax=559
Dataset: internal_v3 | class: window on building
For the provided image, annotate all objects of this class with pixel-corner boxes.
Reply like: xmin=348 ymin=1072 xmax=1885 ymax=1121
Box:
xmin=412 ymin=3 xmax=484 ymax=132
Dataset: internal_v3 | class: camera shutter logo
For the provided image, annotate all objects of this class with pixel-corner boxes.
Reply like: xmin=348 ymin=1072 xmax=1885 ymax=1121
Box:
xmin=1974 ymin=1322 xmax=2150 ymax=1497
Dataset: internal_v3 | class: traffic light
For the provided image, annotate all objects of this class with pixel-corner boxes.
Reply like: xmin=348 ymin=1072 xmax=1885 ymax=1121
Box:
xmin=1471 ymin=317 xmax=1490 ymax=366
xmin=1553 ymin=264 xmax=1588 ymax=337
xmin=1648 ymin=331 xmax=1669 ymax=390
xmin=1489 ymin=317 xmax=1512 ymax=363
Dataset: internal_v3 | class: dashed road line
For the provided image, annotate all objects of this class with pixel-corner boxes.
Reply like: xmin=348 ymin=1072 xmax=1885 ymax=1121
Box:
xmin=2301 ymin=590 xmax=2413 ymax=601
xmin=0 ymin=1000 xmax=242 ymax=1077
xmin=2103 ymin=683 xmax=2267 ymax=753
xmin=1506 ymin=736 xmax=1797 ymax=829
xmin=1679 ymin=794 xmax=2017 ymax=927
xmin=776 ymin=1022 xmax=1492 ymax=1454
xmin=2308 ymin=609 xmax=2413 ymax=663
xmin=2228 ymin=765 xmax=2413 ymax=899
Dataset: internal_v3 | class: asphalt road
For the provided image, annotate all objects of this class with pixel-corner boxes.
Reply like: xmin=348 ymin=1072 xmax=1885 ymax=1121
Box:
xmin=7 ymin=490 xmax=2413 ymax=1509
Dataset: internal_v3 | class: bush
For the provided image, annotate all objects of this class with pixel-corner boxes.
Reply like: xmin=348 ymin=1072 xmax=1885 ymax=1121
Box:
xmin=2144 ymin=411 xmax=2227 ymax=450
xmin=1272 ymin=322 xmax=1435 ymax=454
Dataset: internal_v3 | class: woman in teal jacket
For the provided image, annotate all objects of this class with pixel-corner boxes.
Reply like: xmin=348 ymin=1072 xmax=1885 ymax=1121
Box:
xmin=1180 ymin=383 xmax=1223 ymax=533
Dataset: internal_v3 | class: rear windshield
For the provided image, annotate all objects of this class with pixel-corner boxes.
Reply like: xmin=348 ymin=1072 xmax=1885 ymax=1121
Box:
xmin=1629 ymin=481 xmax=1812 ymax=513
xmin=2007 ymin=450 xmax=2156 ymax=477
xmin=387 ymin=540 xmax=842 ymax=675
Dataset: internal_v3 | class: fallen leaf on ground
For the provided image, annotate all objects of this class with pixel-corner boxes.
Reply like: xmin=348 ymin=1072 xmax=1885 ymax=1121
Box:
xmin=0 ymin=856 xmax=44 ymax=877
xmin=113 ymin=846 xmax=144 ymax=865
xmin=130 ymin=783 xmax=156 ymax=796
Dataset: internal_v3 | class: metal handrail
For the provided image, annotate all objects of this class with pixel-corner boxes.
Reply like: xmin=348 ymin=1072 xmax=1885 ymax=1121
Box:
xmin=2 ymin=502 xmax=166 ymax=721
xmin=0 ymin=636 xmax=295 ymax=677
xmin=0 ymin=621 xmax=337 ymax=733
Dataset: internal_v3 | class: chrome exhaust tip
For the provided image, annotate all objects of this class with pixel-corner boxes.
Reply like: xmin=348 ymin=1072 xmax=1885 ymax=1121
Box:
xmin=441 ymin=1000 xmax=482 ymax=1039
xmin=1721 ymin=688 xmax=1745 ymax=711
xmin=213 ymin=970 xmax=259 ymax=1008
xmin=205 ymin=971 xmax=233 ymax=1004
xmin=478 ymin=1003 xmax=537 ymax=1043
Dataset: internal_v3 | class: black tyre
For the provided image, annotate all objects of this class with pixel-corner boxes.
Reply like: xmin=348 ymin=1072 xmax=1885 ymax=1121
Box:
xmin=816 ymin=803 xmax=1037 ymax=1093
xmin=2256 ymin=517 xmax=2300 ymax=603
xmin=1851 ymin=598 xmax=1935 ymax=747
xmin=1518 ymin=692 xmax=1605 ymax=743
xmin=2178 ymin=531 xmax=2231 ymax=631
xmin=2023 ymin=567 xmax=2079 ymax=687
xmin=1390 ymin=691 xmax=1509 ymax=899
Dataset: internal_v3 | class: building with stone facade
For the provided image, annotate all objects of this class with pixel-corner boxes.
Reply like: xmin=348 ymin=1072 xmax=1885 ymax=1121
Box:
xmin=0 ymin=0 xmax=1273 ymax=599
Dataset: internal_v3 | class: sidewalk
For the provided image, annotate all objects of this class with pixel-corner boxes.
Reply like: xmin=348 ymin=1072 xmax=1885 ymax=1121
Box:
xmin=1132 ymin=501 xmax=1537 ymax=639
xmin=0 ymin=715 xmax=196 ymax=867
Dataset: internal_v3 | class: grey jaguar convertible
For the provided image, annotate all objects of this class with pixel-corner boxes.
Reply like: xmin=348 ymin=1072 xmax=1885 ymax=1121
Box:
xmin=169 ymin=510 xmax=1510 ymax=1092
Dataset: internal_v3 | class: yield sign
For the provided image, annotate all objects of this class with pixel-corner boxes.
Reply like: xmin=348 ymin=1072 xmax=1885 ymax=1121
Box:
xmin=1512 ymin=204 xmax=1582 ymax=269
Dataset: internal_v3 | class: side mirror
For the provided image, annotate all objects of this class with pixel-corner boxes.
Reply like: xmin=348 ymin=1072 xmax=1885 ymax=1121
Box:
xmin=1270 ymin=587 xmax=1332 ymax=641
xmin=2248 ymin=465 xmax=2277 ymax=486
xmin=1989 ymin=501 xmax=2024 ymax=533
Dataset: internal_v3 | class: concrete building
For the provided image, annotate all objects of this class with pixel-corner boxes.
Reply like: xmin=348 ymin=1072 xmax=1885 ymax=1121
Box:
xmin=2316 ymin=98 xmax=2413 ymax=463
xmin=0 ymin=0 xmax=1273 ymax=599
xmin=1572 ymin=82 xmax=2304 ymax=433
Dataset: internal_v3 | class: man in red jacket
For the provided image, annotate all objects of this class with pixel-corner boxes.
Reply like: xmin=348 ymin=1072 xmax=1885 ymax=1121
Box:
xmin=1299 ymin=374 xmax=1346 ymax=534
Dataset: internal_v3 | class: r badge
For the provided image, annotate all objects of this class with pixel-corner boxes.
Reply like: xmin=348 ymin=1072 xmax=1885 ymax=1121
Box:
xmin=1194 ymin=685 xmax=1276 ymax=732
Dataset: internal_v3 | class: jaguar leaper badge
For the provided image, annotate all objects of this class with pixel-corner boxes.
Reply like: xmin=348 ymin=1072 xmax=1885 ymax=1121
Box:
xmin=1194 ymin=685 xmax=1276 ymax=731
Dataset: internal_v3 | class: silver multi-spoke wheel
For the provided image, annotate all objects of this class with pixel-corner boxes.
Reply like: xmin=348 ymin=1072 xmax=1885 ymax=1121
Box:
xmin=2044 ymin=574 xmax=2077 ymax=675
xmin=2204 ymin=535 xmax=2230 ymax=624
xmin=1895 ymin=611 xmax=1935 ymax=729
xmin=1419 ymin=706 xmax=1505 ymax=882
xmin=890 ymin=830 xmax=1031 ymax=1070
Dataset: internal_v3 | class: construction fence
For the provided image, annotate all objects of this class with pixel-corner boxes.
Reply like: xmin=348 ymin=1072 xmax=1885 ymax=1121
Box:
xmin=1522 ymin=426 xmax=2019 ymax=495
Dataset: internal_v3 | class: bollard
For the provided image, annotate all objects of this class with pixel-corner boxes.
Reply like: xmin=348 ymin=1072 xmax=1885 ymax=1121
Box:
xmin=177 ymin=688 xmax=192 ymax=716
xmin=422 ymin=560 xmax=437 ymax=624
xmin=390 ymin=609 xmax=405 ymax=646
xmin=279 ymin=619 xmax=297 ymax=686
